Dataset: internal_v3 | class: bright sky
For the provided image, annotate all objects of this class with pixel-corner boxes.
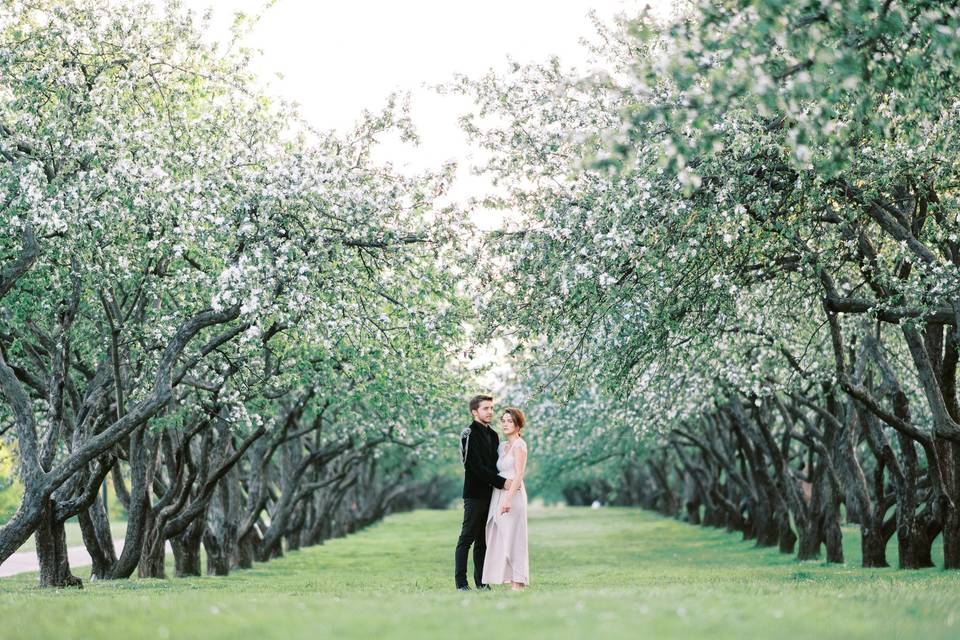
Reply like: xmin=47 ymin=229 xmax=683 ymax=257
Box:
xmin=179 ymin=0 xmax=672 ymax=229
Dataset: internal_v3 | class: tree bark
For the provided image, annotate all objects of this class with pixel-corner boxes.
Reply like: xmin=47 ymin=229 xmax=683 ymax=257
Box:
xmin=77 ymin=495 xmax=117 ymax=580
xmin=172 ymin=519 xmax=204 ymax=577
xmin=104 ymin=428 xmax=154 ymax=579
xmin=203 ymin=464 xmax=242 ymax=576
xmin=138 ymin=508 xmax=167 ymax=579
xmin=35 ymin=499 xmax=82 ymax=588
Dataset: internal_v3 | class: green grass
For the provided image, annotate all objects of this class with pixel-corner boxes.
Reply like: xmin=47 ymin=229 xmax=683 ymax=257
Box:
xmin=1 ymin=506 xmax=959 ymax=639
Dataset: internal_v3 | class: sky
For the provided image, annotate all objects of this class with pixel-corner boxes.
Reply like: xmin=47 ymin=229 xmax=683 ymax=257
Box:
xmin=178 ymin=0 xmax=673 ymax=229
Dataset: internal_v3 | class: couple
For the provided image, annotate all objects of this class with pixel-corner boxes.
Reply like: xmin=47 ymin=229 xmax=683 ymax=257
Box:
xmin=454 ymin=394 xmax=529 ymax=591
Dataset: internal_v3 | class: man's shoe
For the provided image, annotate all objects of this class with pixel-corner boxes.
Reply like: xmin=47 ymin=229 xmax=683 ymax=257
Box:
xmin=476 ymin=584 xmax=491 ymax=590
xmin=456 ymin=585 xmax=471 ymax=591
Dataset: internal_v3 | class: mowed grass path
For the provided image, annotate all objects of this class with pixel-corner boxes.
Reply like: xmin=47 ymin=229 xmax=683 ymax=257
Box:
xmin=1 ymin=506 xmax=959 ymax=639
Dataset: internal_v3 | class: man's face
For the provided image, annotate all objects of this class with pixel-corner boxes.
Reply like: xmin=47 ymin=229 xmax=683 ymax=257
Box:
xmin=472 ymin=400 xmax=494 ymax=425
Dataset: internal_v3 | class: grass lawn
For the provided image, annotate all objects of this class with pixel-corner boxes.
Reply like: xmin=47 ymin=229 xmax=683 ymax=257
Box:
xmin=1 ymin=506 xmax=958 ymax=639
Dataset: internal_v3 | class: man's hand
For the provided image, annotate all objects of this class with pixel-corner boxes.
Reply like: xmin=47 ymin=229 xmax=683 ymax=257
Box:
xmin=503 ymin=479 xmax=513 ymax=491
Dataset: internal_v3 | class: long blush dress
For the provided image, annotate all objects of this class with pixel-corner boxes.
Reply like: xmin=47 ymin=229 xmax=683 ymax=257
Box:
xmin=482 ymin=438 xmax=529 ymax=586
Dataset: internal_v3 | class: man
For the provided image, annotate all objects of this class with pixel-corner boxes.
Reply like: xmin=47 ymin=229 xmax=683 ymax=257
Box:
xmin=454 ymin=394 xmax=512 ymax=590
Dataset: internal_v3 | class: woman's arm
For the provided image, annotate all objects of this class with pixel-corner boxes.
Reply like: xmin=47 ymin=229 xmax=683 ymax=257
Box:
xmin=500 ymin=441 xmax=527 ymax=514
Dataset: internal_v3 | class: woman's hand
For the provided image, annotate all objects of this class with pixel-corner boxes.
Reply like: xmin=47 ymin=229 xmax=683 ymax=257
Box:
xmin=500 ymin=500 xmax=512 ymax=515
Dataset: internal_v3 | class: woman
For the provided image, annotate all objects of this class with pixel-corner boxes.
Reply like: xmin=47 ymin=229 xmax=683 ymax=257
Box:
xmin=482 ymin=407 xmax=529 ymax=590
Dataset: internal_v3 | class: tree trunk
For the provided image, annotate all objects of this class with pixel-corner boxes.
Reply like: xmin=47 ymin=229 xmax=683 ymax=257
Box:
xmin=0 ymin=498 xmax=44 ymax=567
xmin=796 ymin=516 xmax=822 ymax=561
xmin=35 ymin=499 xmax=82 ymax=588
xmin=911 ymin=510 xmax=940 ymax=569
xmin=285 ymin=528 xmax=302 ymax=552
xmin=860 ymin=524 xmax=889 ymax=568
xmin=895 ymin=434 xmax=926 ymax=570
xmin=941 ymin=442 xmax=960 ymax=569
xmin=203 ymin=530 xmax=231 ymax=576
xmin=823 ymin=499 xmax=844 ymax=563
xmin=77 ymin=496 xmax=117 ymax=580
xmin=897 ymin=519 xmax=923 ymax=569
xmin=137 ymin=510 xmax=166 ymax=579
xmin=203 ymin=468 xmax=240 ymax=576
xmin=720 ymin=485 xmax=746 ymax=534
xmin=236 ymin=528 xmax=259 ymax=569
xmin=284 ymin=499 xmax=306 ymax=552
xmin=741 ymin=498 xmax=756 ymax=541
xmin=943 ymin=505 xmax=960 ymax=569
xmin=682 ymin=471 xmax=702 ymax=525
xmin=839 ymin=402 xmax=889 ymax=568
xmin=255 ymin=517 xmax=285 ymax=562
xmin=172 ymin=519 xmax=203 ymax=577
xmin=103 ymin=429 xmax=153 ymax=579
xmin=777 ymin=511 xmax=797 ymax=554
xmin=751 ymin=488 xmax=780 ymax=547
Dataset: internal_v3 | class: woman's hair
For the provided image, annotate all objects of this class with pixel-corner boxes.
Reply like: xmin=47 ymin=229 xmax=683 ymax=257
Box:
xmin=502 ymin=407 xmax=526 ymax=433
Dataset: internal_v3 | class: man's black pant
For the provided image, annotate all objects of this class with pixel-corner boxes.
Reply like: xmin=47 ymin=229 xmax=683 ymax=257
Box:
xmin=454 ymin=497 xmax=490 ymax=588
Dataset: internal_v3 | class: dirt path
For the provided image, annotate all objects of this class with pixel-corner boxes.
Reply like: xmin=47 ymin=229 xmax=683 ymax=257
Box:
xmin=0 ymin=541 xmax=172 ymax=578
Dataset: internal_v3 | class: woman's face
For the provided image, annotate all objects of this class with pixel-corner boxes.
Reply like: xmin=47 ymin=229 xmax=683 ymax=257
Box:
xmin=500 ymin=412 xmax=517 ymax=436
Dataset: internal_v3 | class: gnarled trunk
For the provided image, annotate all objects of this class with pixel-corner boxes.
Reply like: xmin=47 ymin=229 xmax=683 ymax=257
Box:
xmin=203 ymin=467 xmax=241 ymax=576
xmin=860 ymin=524 xmax=889 ymax=568
xmin=137 ymin=510 xmax=166 ymax=579
xmin=172 ymin=518 xmax=204 ymax=577
xmin=77 ymin=495 xmax=117 ymax=580
xmin=777 ymin=510 xmax=797 ymax=554
xmin=35 ymin=499 xmax=82 ymax=588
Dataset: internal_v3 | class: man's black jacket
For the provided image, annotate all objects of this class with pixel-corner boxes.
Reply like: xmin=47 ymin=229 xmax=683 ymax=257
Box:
xmin=460 ymin=420 xmax=507 ymax=499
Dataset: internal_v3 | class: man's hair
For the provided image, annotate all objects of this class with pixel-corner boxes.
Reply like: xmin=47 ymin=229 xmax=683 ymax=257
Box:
xmin=469 ymin=394 xmax=494 ymax=413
